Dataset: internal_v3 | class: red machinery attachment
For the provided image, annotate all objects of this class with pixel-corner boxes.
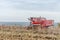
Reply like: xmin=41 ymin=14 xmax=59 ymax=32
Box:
xmin=28 ymin=17 xmax=54 ymax=28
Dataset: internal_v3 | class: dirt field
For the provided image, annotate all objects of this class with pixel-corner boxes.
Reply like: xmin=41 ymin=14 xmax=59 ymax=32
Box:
xmin=0 ymin=25 xmax=60 ymax=40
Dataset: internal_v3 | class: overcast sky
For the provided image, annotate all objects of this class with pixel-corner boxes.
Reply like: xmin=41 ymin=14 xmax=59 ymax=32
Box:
xmin=0 ymin=0 xmax=60 ymax=22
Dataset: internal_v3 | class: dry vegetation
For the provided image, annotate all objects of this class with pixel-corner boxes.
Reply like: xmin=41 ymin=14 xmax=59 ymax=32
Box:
xmin=0 ymin=25 xmax=60 ymax=40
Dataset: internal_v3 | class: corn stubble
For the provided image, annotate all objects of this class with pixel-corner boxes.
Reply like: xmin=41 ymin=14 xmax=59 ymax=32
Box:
xmin=0 ymin=25 xmax=60 ymax=40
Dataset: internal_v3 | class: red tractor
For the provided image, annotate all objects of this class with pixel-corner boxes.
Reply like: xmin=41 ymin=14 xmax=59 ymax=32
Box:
xmin=28 ymin=17 xmax=54 ymax=29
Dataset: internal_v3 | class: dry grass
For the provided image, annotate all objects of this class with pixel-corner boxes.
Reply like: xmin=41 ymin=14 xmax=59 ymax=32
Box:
xmin=0 ymin=25 xmax=60 ymax=40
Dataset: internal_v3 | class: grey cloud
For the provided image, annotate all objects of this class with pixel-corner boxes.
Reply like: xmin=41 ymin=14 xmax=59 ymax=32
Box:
xmin=0 ymin=0 xmax=58 ymax=11
xmin=0 ymin=0 xmax=60 ymax=22
xmin=7 ymin=0 xmax=58 ymax=11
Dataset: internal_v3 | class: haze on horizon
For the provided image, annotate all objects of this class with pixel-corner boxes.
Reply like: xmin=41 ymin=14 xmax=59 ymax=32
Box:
xmin=0 ymin=0 xmax=60 ymax=22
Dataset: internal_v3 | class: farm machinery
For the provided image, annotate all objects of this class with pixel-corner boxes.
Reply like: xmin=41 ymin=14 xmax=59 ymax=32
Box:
xmin=27 ymin=16 xmax=54 ymax=30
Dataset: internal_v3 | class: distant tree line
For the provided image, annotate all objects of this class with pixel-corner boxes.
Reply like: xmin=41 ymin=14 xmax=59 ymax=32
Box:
xmin=58 ymin=23 xmax=60 ymax=27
